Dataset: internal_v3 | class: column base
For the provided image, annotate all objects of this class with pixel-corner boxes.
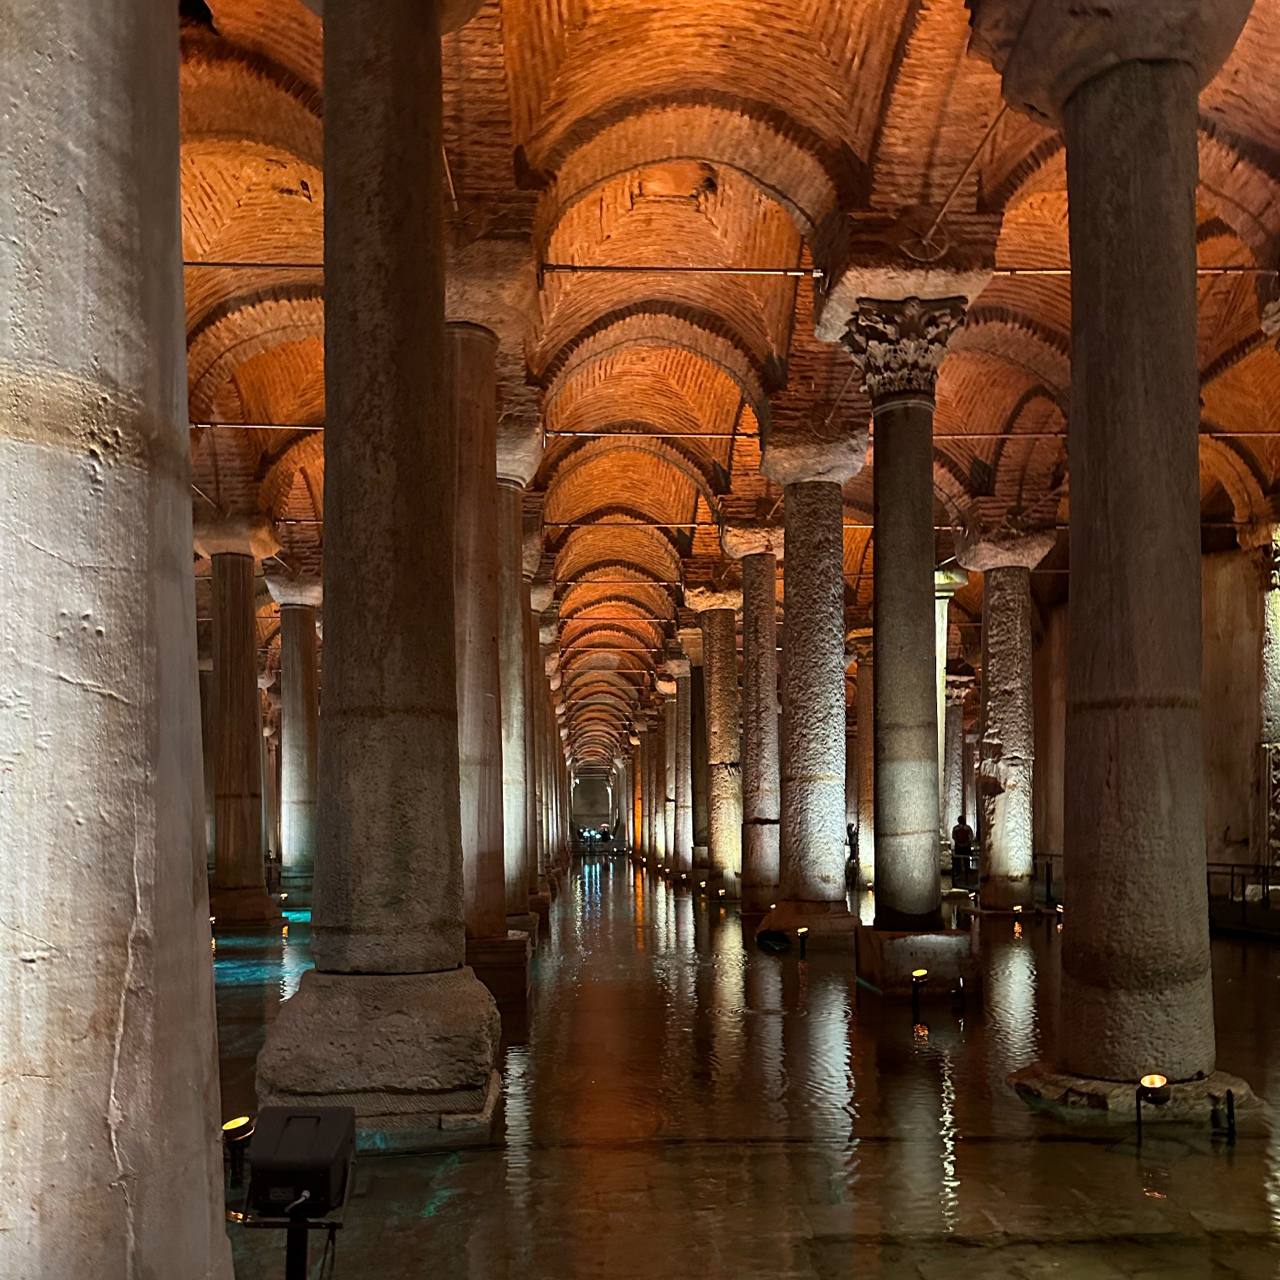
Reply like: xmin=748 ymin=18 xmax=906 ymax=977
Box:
xmin=278 ymin=872 xmax=313 ymax=909
xmin=853 ymin=922 xmax=978 ymax=996
xmin=741 ymin=882 xmax=779 ymax=915
xmin=466 ymin=930 xmax=532 ymax=1007
xmin=1009 ymin=1061 xmax=1261 ymax=1124
xmin=256 ymin=967 xmax=501 ymax=1152
xmin=209 ymin=885 xmax=282 ymax=926
xmin=507 ymin=911 xmax=539 ymax=947
xmin=979 ymin=873 xmax=1034 ymax=911
xmin=528 ymin=889 xmax=552 ymax=924
xmin=705 ymin=869 xmax=740 ymax=900
xmin=758 ymin=900 xmax=855 ymax=951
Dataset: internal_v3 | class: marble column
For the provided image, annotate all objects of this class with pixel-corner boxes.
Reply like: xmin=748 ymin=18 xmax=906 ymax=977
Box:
xmin=522 ymin=583 xmax=545 ymax=904
xmin=725 ymin=539 xmax=783 ymax=910
xmin=968 ymin=1 xmax=1249 ymax=1081
xmin=651 ymin=707 xmax=669 ymax=866
xmin=1 ymin=2 xmax=230 ymax=1267
xmin=660 ymin=680 xmax=677 ymax=869
xmin=1244 ymin=524 xmax=1280 ymax=864
xmin=683 ymin=626 xmax=712 ymax=869
xmin=671 ymin=660 xmax=695 ymax=874
xmin=199 ymin=650 xmax=217 ymax=870
xmin=962 ymin=729 xmax=979 ymax=831
xmin=257 ymin=0 xmax=501 ymax=1143
xmin=696 ymin=601 xmax=744 ymax=896
xmin=846 ymin=297 xmax=966 ymax=929
xmin=497 ymin=478 xmax=536 ymax=932
xmin=777 ymin=483 xmax=848 ymax=909
xmin=266 ymin=572 xmax=321 ymax=903
xmin=853 ymin=638 xmax=876 ymax=884
xmin=958 ymin=533 xmax=1053 ymax=908
xmin=935 ymin=569 xmax=968 ymax=847
xmin=941 ymin=677 xmax=970 ymax=842
xmin=197 ymin=519 xmax=281 ymax=923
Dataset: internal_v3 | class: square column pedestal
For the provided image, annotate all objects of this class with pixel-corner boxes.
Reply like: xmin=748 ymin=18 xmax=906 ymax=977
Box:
xmin=257 ymin=968 xmax=502 ymax=1152
xmin=467 ymin=930 xmax=533 ymax=1008
xmin=757 ymin=902 xmax=857 ymax=953
xmin=853 ymin=922 xmax=980 ymax=997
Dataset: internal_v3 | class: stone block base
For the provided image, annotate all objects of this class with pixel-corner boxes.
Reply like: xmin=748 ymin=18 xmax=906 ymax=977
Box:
xmin=506 ymin=911 xmax=539 ymax=948
xmin=256 ymin=967 xmax=501 ymax=1152
xmin=210 ymin=885 xmax=282 ymax=926
xmin=853 ymin=923 xmax=978 ymax=995
xmin=279 ymin=873 xmax=313 ymax=909
xmin=741 ymin=882 xmax=778 ymax=915
xmin=1009 ymin=1061 xmax=1261 ymax=1124
xmin=757 ymin=901 xmax=856 ymax=952
xmin=467 ymin=930 xmax=532 ymax=1006
xmin=529 ymin=889 xmax=552 ymax=923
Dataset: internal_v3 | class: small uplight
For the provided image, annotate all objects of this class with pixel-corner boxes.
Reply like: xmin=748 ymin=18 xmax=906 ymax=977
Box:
xmin=1140 ymin=1073 xmax=1168 ymax=1091
xmin=717 ymin=888 xmax=726 ymax=898
xmin=699 ymin=880 xmax=707 ymax=890
xmin=209 ymin=915 xmax=216 ymax=925
xmin=911 ymin=968 xmax=928 ymax=980
xmin=769 ymin=902 xmax=777 ymax=911
xmin=279 ymin=892 xmax=289 ymax=902
xmin=681 ymin=873 xmax=688 ymax=881
xmin=1012 ymin=904 xmax=1023 ymax=914
xmin=796 ymin=926 xmax=810 ymax=935
xmin=796 ymin=925 xmax=809 ymax=959
xmin=222 ymin=1114 xmax=254 ymax=1185
xmin=1056 ymin=904 xmax=1064 ymax=914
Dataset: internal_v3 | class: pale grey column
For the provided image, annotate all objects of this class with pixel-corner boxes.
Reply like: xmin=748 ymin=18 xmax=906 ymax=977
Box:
xmin=699 ymin=604 xmax=744 ymax=896
xmin=846 ymin=297 xmax=965 ymax=929
xmin=687 ymin=632 xmax=712 ymax=868
xmin=853 ymin=639 xmax=876 ymax=883
xmin=778 ymin=484 xmax=847 ymax=905
xmin=199 ymin=654 xmax=217 ymax=869
xmin=739 ymin=550 xmax=782 ymax=907
xmin=0 ymin=0 xmax=231 ymax=1268
xmin=258 ymin=0 xmax=500 ymax=1141
xmin=968 ymin=3 xmax=1248 ymax=1079
xmin=661 ymin=684 xmax=677 ymax=868
xmin=935 ymin=569 xmax=967 ymax=847
xmin=497 ymin=480 xmax=532 ymax=924
xmin=941 ymin=680 xmax=968 ymax=840
xmin=962 ymin=730 xmax=978 ymax=830
xmin=1244 ymin=525 xmax=1280 ymax=864
xmin=672 ymin=662 xmax=695 ymax=873
xmin=267 ymin=574 xmax=322 ymax=901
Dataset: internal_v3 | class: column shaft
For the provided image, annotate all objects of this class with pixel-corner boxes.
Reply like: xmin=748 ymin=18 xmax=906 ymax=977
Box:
xmin=872 ymin=404 xmax=941 ymax=926
xmin=674 ymin=675 xmax=694 ymax=872
xmin=856 ymin=653 xmax=876 ymax=881
xmin=691 ymin=665 xmax=711 ymax=866
xmin=979 ymin=565 xmax=1036 ymax=908
xmin=523 ymin=587 xmax=542 ymax=893
xmin=663 ymin=694 xmax=677 ymax=867
xmin=702 ymin=608 xmax=743 ymax=893
xmin=498 ymin=483 xmax=531 ymax=919
xmin=942 ymin=695 xmax=965 ymax=838
xmin=0 ymin=0 xmax=230 ymax=1265
xmin=1061 ymin=58 xmax=1213 ymax=1079
xmin=742 ymin=552 xmax=781 ymax=902
xmin=279 ymin=604 xmax=320 ymax=896
xmin=779 ymin=483 xmax=846 ymax=903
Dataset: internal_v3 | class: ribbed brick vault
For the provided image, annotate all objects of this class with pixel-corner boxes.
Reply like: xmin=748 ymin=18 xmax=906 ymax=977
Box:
xmin=182 ymin=0 xmax=1280 ymax=767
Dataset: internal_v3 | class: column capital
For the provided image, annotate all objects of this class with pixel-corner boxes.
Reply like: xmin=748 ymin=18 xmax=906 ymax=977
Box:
xmin=956 ymin=523 xmax=1055 ymax=573
xmin=934 ymin=566 xmax=969 ymax=600
xmin=194 ymin=513 xmax=279 ymax=562
xmin=945 ymin=673 xmax=976 ymax=706
xmin=529 ymin=578 xmax=555 ymax=612
xmin=497 ymin=416 xmax=543 ymax=489
xmin=846 ymin=628 xmax=874 ymax=665
xmin=685 ymin=584 xmax=743 ymax=614
xmin=967 ymin=0 xmax=1251 ymax=125
xmin=265 ymin=569 xmax=322 ymax=609
xmin=843 ymin=297 xmax=967 ymax=407
xmin=720 ymin=523 xmax=784 ymax=562
xmin=677 ymin=625 xmax=705 ymax=666
xmin=655 ymin=674 xmax=678 ymax=698
xmin=664 ymin=656 xmax=692 ymax=680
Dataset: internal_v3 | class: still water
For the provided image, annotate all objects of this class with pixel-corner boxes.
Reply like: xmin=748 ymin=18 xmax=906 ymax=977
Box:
xmin=221 ymin=856 xmax=1280 ymax=1279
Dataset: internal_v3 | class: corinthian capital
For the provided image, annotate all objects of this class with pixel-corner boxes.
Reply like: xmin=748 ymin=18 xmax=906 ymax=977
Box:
xmin=842 ymin=297 xmax=967 ymax=406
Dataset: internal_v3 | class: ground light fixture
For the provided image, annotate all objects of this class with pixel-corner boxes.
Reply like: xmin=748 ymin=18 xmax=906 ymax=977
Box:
xmin=223 ymin=1114 xmax=254 ymax=1186
xmin=1135 ymin=1072 xmax=1170 ymax=1143
xmin=797 ymin=925 xmax=809 ymax=959
xmin=911 ymin=968 xmax=928 ymax=1023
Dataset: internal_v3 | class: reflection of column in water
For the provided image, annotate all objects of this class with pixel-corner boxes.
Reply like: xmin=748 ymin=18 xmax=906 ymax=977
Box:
xmin=501 ymin=1044 xmax=534 ymax=1270
xmin=938 ymin=1048 xmax=958 ymax=1233
xmin=742 ymin=959 xmax=785 ymax=1129
xmin=711 ymin=913 xmax=747 ymax=1091
xmin=984 ymin=927 xmax=1040 ymax=1075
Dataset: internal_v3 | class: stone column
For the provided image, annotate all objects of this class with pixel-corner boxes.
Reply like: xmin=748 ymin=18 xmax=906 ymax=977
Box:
xmin=651 ymin=706 xmax=669 ymax=866
xmin=523 ymin=588 xmax=544 ymax=905
xmin=693 ymin=597 xmax=744 ymax=896
xmin=682 ymin=626 xmax=712 ymax=868
xmin=958 ymin=532 xmax=1053 ymax=909
xmin=197 ymin=518 xmax=281 ymax=923
xmin=497 ymin=476 xmax=536 ymax=934
xmin=846 ymin=297 xmax=966 ymax=929
xmin=198 ymin=649 xmax=217 ymax=869
xmin=935 ymin=568 xmax=968 ymax=846
xmin=1243 ymin=525 xmax=1280 ymax=864
xmin=670 ymin=660 xmax=695 ymax=874
xmin=259 ymin=675 xmax=281 ymax=867
xmin=257 ymin=0 xmax=501 ymax=1144
xmin=962 ymin=729 xmax=979 ymax=831
xmin=853 ymin=638 xmax=876 ymax=884
xmin=266 ymin=572 xmax=321 ymax=903
xmin=1 ymin=2 xmax=231 ymax=1267
xmin=659 ymin=679 xmax=678 ymax=869
xmin=968 ymin=0 xmax=1249 ymax=1083
xmin=724 ymin=534 xmax=783 ymax=910
xmin=941 ymin=677 xmax=970 ymax=842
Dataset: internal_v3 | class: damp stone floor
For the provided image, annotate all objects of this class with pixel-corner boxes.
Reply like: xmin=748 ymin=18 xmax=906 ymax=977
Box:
xmin=216 ymin=855 xmax=1280 ymax=1279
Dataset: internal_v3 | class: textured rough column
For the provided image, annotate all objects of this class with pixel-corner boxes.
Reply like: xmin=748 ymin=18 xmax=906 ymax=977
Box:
xmin=1243 ymin=525 xmax=1280 ymax=864
xmin=660 ymin=682 xmax=677 ymax=868
xmin=651 ymin=708 xmax=669 ymax=866
xmin=731 ymin=544 xmax=782 ymax=909
xmin=522 ymin=584 xmax=544 ymax=902
xmin=685 ymin=628 xmax=712 ymax=868
xmin=698 ymin=603 xmax=744 ymax=896
xmin=198 ymin=520 xmax=281 ymax=924
xmin=853 ymin=639 xmax=876 ymax=883
xmin=497 ymin=480 xmax=534 ymax=927
xmin=0 ymin=0 xmax=231 ymax=1270
xmin=198 ymin=654 xmax=217 ymax=868
xmin=257 ymin=0 xmax=500 ymax=1146
xmin=957 ymin=532 xmax=1053 ymax=908
xmin=846 ymin=297 xmax=966 ymax=928
xmin=941 ymin=679 xmax=969 ymax=840
xmin=935 ymin=569 xmax=968 ymax=845
xmin=671 ymin=661 xmax=695 ymax=874
xmin=267 ymin=573 xmax=321 ymax=903
xmin=775 ymin=487 xmax=849 ymax=908
xmin=968 ymin=0 xmax=1250 ymax=1082
xmin=962 ymin=729 xmax=979 ymax=830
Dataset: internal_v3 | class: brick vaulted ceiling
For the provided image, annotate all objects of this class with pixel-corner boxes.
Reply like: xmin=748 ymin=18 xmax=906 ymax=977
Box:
xmin=182 ymin=0 xmax=1280 ymax=767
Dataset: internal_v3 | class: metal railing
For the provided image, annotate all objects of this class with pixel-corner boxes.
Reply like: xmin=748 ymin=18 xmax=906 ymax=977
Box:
xmin=1207 ymin=862 xmax=1280 ymax=935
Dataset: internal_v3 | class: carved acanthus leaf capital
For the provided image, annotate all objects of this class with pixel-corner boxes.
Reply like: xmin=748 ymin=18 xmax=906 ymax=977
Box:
xmin=842 ymin=297 xmax=967 ymax=405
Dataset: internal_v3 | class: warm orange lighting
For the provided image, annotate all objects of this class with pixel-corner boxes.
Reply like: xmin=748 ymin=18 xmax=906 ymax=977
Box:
xmin=1013 ymin=921 xmax=1023 ymax=940
xmin=1140 ymin=1073 xmax=1168 ymax=1090
xmin=281 ymin=924 xmax=289 ymax=938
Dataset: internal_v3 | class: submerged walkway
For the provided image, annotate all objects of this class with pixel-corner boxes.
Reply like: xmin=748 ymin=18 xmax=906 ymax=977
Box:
xmin=220 ymin=855 xmax=1280 ymax=1278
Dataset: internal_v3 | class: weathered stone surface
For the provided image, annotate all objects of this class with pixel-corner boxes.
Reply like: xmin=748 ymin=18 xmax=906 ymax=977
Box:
xmin=741 ymin=552 xmax=781 ymax=908
xmin=845 ymin=297 xmax=967 ymax=405
xmin=1009 ymin=1062 xmax=1260 ymax=1120
xmin=194 ymin=513 xmax=280 ymax=562
xmin=702 ymin=607 xmax=743 ymax=894
xmin=721 ymin=523 xmax=785 ymax=561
